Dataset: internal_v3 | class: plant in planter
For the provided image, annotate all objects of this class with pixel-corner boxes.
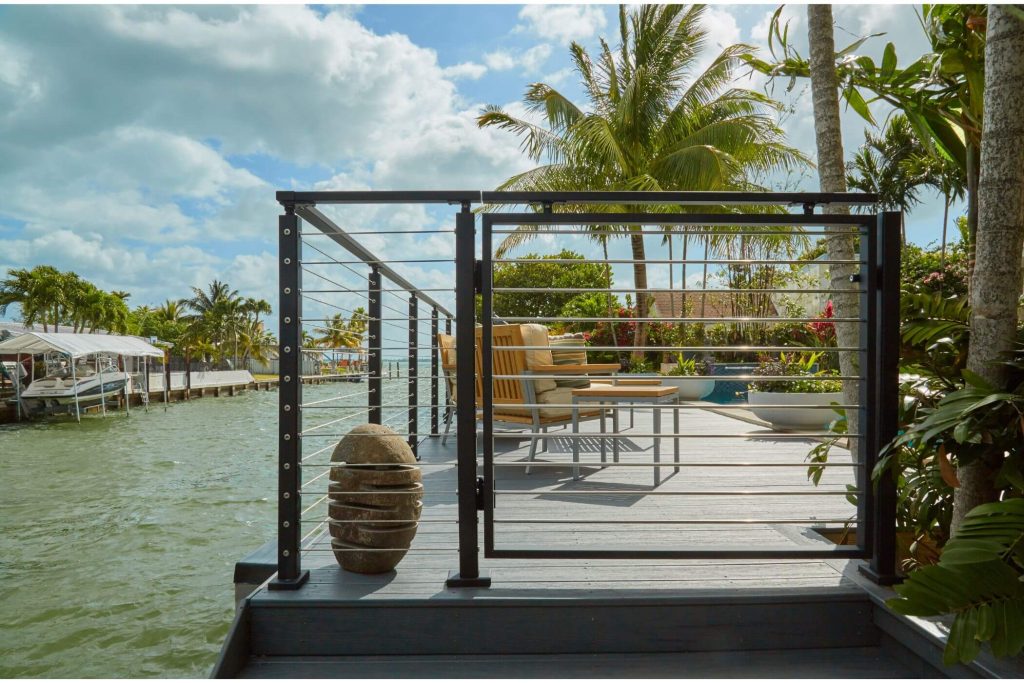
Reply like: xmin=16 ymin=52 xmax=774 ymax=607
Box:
xmin=747 ymin=352 xmax=843 ymax=431
xmin=659 ymin=354 xmax=716 ymax=400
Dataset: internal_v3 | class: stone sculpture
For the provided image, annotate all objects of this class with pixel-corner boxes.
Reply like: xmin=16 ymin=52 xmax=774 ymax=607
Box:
xmin=328 ymin=423 xmax=422 ymax=573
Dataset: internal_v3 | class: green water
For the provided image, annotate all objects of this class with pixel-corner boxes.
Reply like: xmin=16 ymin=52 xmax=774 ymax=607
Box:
xmin=0 ymin=379 xmax=420 ymax=677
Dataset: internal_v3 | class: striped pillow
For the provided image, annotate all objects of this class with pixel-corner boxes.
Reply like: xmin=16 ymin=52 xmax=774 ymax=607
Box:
xmin=548 ymin=335 xmax=589 ymax=389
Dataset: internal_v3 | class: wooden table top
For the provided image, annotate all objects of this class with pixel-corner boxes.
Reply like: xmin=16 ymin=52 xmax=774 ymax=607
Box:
xmin=571 ymin=384 xmax=679 ymax=398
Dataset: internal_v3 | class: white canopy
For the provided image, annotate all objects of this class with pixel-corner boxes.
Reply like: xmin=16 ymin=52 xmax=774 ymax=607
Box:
xmin=0 ymin=332 xmax=164 ymax=359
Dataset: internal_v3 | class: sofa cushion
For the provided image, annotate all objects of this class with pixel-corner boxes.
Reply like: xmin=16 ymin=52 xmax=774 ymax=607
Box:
xmin=520 ymin=323 xmax=557 ymax=393
xmin=549 ymin=335 xmax=590 ymax=389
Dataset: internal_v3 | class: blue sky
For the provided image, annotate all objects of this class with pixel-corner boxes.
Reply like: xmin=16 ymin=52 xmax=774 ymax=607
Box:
xmin=0 ymin=4 xmax=957 ymax=328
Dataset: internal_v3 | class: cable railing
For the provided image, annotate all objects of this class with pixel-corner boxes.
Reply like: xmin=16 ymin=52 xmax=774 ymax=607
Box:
xmin=271 ymin=190 xmax=901 ymax=590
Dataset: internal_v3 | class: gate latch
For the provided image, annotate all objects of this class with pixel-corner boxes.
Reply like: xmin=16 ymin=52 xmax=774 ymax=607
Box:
xmin=473 ymin=259 xmax=482 ymax=294
xmin=475 ymin=476 xmax=486 ymax=511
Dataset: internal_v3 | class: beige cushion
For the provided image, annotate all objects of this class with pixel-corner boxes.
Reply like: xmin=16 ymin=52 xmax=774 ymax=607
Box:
xmin=519 ymin=323 xmax=557 ymax=393
xmin=496 ymin=386 xmax=577 ymax=419
xmin=549 ymin=336 xmax=590 ymax=389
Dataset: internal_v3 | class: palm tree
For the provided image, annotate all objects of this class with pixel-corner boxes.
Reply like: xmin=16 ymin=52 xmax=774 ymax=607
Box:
xmin=155 ymin=299 xmax=186 ymax=323
xmin=954 ymin=5 xmax=1024 ymax=532
xmin=806 ymin=4 xmax=862 ymax=478
xmin=1 ymin=268 xmax=45 ymax=329
xmin=478 ymin=4 xmax=808 ymax=356
xmin=183 ymin=280 xmax=243 ymax=366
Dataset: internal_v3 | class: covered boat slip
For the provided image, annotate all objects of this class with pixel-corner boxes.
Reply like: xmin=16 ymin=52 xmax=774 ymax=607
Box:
xmin=0 ymin=331 xmax=165 ymax=421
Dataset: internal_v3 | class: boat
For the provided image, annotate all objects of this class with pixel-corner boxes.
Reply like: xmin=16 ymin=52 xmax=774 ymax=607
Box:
xmin=21 ymin=352 xmax=131 ymax=408
xmin=0 ymin=331 xmax=165 ymax=421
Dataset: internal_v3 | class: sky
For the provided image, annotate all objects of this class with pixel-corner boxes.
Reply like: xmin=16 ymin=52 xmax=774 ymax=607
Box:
xmin=0 ymin=3 xmax=958 ymax=329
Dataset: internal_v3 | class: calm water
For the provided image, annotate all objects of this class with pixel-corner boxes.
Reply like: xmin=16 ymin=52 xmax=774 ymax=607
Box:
xmin=0 ymin=375 xmax=423 ymax=677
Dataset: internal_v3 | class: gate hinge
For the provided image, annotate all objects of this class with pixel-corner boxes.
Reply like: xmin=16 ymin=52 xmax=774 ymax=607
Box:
xmin=473 ymin=259 xmax=482 ymax=294
xmin=475 ymin=476 xmax=486 ymax=511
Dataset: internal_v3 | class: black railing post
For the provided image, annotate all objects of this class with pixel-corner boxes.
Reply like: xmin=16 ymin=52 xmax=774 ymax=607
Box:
xmin=430 ymin=307 xmax=439 ymax=436
xmin=447 ymin=202 xmax=489 ymax=588
xmin=408 ymin=294 xmax=419 ymax=458
xmin=368 ymin=266 xmax=382 ymax=424
xmin=860 ymin=211 xmax=901 ymax=585
xmin=270 ymin=203 xmax=308 ymax=590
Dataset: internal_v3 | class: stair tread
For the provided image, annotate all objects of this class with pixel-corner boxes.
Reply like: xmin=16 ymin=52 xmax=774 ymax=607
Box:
xmin=237 ymin=647 xmax=922 ymax=679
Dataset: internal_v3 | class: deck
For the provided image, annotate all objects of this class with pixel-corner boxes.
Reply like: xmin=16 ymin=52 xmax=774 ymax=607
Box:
xmin=213 ymin=404 xmax=974 ymax=678
xmin=301 ymin=402 xmax=859 ymax=573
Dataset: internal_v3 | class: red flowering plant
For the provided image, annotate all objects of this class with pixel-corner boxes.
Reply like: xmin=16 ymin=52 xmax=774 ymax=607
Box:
xmin=807 ymin=300 xmax=836 ymax=345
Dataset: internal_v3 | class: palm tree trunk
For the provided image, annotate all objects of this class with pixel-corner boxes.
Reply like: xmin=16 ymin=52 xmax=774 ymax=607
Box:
xmin=630 ymin=231 xmax=649 ymax=361
xmin=965 ymin=140 xmax=980 ymax=294
xmin=807 ymin=4 xmax=861 ymax=479
xmin=952 ymin=5 xmax=1024 ymax=533
xmin=602 ymin=237 xmax=621 ymax=362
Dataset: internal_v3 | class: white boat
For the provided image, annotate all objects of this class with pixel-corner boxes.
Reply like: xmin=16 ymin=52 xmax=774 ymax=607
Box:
xmin=21 ymin=353 xmax=131 ymax=407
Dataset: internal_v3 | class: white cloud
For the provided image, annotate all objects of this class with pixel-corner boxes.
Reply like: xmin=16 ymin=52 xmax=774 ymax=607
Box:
xmin=483 ymin=44 xmax=552 ymax=75
xmin=517 ymin=5 xmax=608 ymax=44
xmin=520 ymin=44 xmax=553 ymax=73
xmin=483 ymin=50 xmax=518 ymax=71
xmin=442 ymin=62 xmax=487 ymax=80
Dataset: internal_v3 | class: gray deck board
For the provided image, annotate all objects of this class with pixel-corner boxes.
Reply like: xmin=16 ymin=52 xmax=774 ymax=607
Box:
xmin=237 ymin=647 xmax=922 ymax=678
xmin=249 ymin=406 xmax=861 ymax=607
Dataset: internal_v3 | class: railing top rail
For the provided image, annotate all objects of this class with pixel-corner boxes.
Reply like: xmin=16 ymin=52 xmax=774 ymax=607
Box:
xmin=278 ymin=190 xmax=878 ymax=207
xmin=294 ymin=205 xmax=453 ymax=318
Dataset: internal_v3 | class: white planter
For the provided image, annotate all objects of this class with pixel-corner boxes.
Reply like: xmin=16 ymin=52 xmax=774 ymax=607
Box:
xmin=747 ymin=390 xmax=843 ymax=431
xmin=658 ymin=376 xmax=715 ymax=400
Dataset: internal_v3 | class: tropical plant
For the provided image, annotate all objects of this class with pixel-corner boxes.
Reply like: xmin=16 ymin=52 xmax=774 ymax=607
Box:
xmin=887 ymin=498 xmax=1024 ymax=665
xmin=746 ymin=5 xmax=986 ymax=231
xmin=478 ymin=4 xmax=809 ymax=357
xmin=749 ymin=351 xmax=842 ymax=393
xmin=663 ymin=355 xmax=713 ymax=377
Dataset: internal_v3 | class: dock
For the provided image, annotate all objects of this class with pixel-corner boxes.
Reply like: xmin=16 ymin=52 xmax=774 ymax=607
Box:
xmin=216 ymin=407 xmax=999 ymax=678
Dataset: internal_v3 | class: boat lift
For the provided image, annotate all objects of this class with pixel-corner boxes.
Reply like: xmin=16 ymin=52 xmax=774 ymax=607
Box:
xmin=0 ymin=332 xmax=166 ymax=422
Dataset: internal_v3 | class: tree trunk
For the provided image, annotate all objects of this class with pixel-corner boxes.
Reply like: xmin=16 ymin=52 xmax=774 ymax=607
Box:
xmin=952 ymin=4 xmax=1024 ymax=534
xmin=602 ymin=237 xmax=621 ymax=362
xmin=965 ymin=141 xmax=981 ymax=292
xmin=630 ymin=230 xmax=649 ymax=361
xmin=807 ymin=5 xmax=862 ymax=483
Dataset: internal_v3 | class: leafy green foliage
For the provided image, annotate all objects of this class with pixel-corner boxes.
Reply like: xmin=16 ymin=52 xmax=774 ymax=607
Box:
xmin=888 ymin=499 xmax=1024 ymax=664
xmin=480 ymin=250 xmax=609 ymax=321
xmin=749 ymin=351 xmax=842 ymax=393
xmin=885 ymin=352 xmax=1024 ymax=494
xmin=663 ymin=354 xmax=713 ymax=377
xmin=901 ymin=230 xmax=970 ymax=298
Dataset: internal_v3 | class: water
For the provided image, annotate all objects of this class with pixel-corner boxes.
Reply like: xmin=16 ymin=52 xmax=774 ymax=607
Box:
xmin=0 ymin=376 xmax=425 ymax=678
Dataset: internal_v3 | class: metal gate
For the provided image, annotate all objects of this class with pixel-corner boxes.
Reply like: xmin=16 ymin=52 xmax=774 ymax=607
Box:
xmin=476 ymin=208 xmax=900 ymax=572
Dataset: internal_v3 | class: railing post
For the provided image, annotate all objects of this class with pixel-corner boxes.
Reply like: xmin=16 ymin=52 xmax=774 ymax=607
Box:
xmin=270 ymin=203 xmax=308 ymax=590
xmin=860 ymin=211 xmax=901 ymax=585
xmin=447 ymin=202 xmax=489 ymax=587
xmin=430 ymin=306 xmax=439 ymax=436
xmin=408 ymin=294 xmax=419 ymax=458
xmin=368 ymin=266 xmax=382 ymax=425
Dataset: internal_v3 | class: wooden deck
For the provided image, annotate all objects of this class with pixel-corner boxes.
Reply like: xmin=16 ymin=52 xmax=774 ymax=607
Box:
xmin=216 ymin=405 xmax=979 ymax=677
xmin=301 ymin=402 xmax=859 ymax=572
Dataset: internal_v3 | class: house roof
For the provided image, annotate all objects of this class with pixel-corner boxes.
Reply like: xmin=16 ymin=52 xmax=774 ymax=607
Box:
xmin=648 ymin=291 xmax=778 ymax=319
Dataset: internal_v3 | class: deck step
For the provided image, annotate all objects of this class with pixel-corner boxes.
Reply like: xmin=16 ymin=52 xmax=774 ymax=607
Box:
xmin=248 ymin=590 xmax=877 ymax=658
xmin=236 ymin=646 xmax=923 ymax=679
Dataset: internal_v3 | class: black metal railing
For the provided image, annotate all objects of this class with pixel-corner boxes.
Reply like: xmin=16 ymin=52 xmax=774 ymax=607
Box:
xmin=271 ymin=190 xmax=900 ymax=590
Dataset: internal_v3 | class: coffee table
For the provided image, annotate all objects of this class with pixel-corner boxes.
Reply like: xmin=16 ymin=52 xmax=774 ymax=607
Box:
xmin=570 ymin=385 xmax=680 ymax=486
